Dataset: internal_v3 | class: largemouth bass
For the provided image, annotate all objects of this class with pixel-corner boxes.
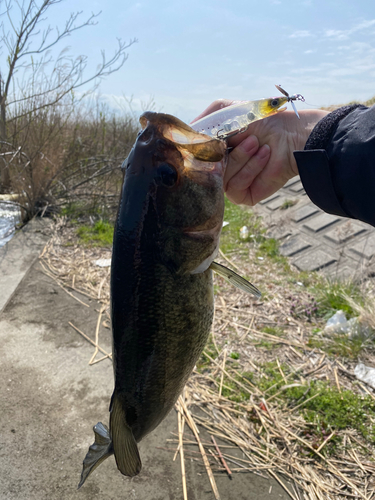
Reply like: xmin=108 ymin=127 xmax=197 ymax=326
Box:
xmin=79 ymin=112 xmax=260 ymax=487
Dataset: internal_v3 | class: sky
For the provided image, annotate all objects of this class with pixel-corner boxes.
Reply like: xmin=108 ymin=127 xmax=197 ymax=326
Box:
xmin=2 ymin=0 xmax=375 ymax=123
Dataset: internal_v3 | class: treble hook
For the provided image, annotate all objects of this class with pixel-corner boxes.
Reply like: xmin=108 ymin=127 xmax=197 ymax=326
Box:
xmin=275 ymin=84 xmax=305 ymax=119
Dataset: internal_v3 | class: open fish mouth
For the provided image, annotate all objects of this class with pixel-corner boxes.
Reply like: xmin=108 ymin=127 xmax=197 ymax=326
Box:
xmin=140 ymin=111 xmax=220 ymax=145
xmin=139 ymin=111 xmax=227 ymax=171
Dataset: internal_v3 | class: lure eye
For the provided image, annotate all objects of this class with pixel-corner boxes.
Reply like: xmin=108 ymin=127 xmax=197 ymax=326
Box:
xmin=270 ymin=99 xmax=279 ymax=108
xmin=156 ymin=162 xmax=178 ymax=187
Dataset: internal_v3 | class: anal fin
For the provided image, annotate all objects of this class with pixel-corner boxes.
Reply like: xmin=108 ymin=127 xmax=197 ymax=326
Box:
xmin=110 ymin=394 xmax=142 ymax=477
xmin=78 ymin=422 xmax=113 ymax=489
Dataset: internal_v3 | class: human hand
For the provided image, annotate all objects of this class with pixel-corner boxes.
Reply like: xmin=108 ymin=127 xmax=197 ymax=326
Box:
xmin=192 ymin=102 xmax=328 ymax=205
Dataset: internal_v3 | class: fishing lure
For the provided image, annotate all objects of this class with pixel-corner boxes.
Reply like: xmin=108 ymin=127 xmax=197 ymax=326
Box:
xmin=191 ymin=85 xmax=305 ymax=140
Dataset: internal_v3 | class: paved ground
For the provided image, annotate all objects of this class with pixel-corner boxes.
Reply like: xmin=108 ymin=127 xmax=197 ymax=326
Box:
xmin=0 ymin=218 xmax=51 ymax=311
xmin=2 ymin=182 xmax=373 ymax=498
xmin=254 ymin=176 xmax=375 ymax=281
xmin=0 ymin=222 xmax=291 ymax=499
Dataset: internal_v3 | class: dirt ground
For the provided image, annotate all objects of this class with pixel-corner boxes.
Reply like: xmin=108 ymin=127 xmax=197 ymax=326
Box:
xmin=0 ymin=261 xmax=291 ymax=500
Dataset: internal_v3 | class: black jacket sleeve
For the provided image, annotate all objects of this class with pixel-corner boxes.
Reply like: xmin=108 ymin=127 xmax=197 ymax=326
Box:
xmin=293 ymin=104 xmax=375 ymax=227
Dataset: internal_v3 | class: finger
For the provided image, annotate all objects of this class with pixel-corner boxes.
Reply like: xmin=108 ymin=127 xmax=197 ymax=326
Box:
xmin=224 ymin=135 xmax=259 ymax=188
xmin=225 ymin=144 xmax=271 ymax=206
xmin=190 ymin=99 xmax=236 ymax=124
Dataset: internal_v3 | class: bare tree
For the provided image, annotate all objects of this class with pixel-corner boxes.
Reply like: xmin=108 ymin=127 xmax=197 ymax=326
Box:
xmin=0 ymin=0 xmax=136 ymax=189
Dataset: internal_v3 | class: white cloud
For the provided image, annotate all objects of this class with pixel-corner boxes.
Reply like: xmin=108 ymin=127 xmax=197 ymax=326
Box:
xmin=324 ymin=19 xmax=375 ymax=40
xmin=289 ymin=30 xmax=313 ymax=39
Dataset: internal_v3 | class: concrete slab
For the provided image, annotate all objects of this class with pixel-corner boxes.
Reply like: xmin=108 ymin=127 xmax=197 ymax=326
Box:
xmin=266 ymin=196 xmax=288 ymax=211
xmin=267 ymin=227 xmax=292 ymax=240
xmin=288 ymin=181 xmax=305 ymax=193
xmin=292 ymin=248 xmax=338 ymax=272
xmin=254 ymin=175 xmax=375 ymax=280
xmin=349 ymin=234 xmax=375 ymax=260
xmin=279 ymin=235 xmax=311 ymax=257
xmin=258 ymin=193 xmax=279 ymax=205
xmin=0 ymin=218 xmax=51 ymax=313
xmin=324 ymin=221 xmax=367 ymax=244
xmin=0 ymin=262 xmax=290 ymax=500
xmin=292 ymin=204 xmax=320 ymax=223
xmin=303 ymin=213 xmax=340 ymax=233
xmin=283 ymin=178 xmax=300 ymax=188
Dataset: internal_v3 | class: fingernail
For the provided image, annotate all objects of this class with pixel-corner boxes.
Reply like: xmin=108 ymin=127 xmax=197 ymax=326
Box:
xmin=239 ymin=135 xmax=258 ymax=154
xmin=256 ymin=144 xmax=270 ymax=159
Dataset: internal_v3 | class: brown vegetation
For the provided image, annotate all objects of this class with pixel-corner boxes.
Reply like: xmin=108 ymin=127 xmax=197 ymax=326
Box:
xmin=0 ymin=0 xmax=137 ymax=218
xmin=0 ymin=99 xmax=139 ymax=220
xmin=40 ymin=221 xmax=375 ymax=500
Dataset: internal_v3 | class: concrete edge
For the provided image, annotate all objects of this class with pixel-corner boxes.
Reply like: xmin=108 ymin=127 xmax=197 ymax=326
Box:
xmin=0 ymin=218 xmax=52 ymax=314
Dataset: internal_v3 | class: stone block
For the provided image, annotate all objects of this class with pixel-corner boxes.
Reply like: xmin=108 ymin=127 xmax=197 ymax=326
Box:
xmin=292 ymin=204 xmax=320 ymax=223
xmin=292 ymin=249 xmax=337 ymax=272
xmin=266 ymin=197 xmax=288 ymax=211
xmin=349 ymin=233 xmax=375 ymax=259
xmin=283 ymin=177 xmax=301 ymax=188
xmin=325 ymin=266 xmax=363 ymax=282
xmin=324 ymin=221 xmax=367 ymax=244
xmin=289 ymin=180 xmax=305 ymax=193
xmin=280 ymin=235 xmax=311 ymax=257
xmin=267 ymin=227 xmax=292 ymax=240
xmin=303 ymin=213 xmax=340 ymax=233
xmin=259 ymin=193 xmax=280 ymax=205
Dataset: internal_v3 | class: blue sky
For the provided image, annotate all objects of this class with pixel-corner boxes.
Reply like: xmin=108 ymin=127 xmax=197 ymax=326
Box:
xmin=3 ymin=0 xmax=375 ymax=122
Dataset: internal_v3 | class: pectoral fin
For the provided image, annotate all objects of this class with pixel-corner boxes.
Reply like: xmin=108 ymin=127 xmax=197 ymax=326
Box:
xmin=210 ymin=261 xmax=261 ymax=298
xmin=78 ymin=422 xmax=113 ymax=489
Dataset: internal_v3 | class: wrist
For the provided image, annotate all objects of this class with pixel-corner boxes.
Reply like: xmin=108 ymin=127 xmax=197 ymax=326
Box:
xmin=289 ymin=109 xmax=330 ymax=176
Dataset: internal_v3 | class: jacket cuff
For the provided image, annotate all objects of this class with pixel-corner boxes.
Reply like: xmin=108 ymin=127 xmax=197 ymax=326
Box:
xmin=293 ymin=150 xmax=347 ymax=217
xmin=304 ymin=104 xmax=361 ymax=151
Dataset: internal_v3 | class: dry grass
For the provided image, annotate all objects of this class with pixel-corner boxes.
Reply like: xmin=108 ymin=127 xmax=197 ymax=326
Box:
xmin=40 ymin=220 xmax=375 ymax=500
xmin=2 ymin=101 xmax=138 ymax=220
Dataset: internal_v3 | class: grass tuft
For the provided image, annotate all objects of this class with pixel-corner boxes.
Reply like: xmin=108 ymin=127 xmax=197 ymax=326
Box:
xmin=313 ymin=279 xmax=364 ymax=319
xmin=230 ymin=352 xmax=240 ymax=360
xmin=220 ymin=198 xmax=265 ymax=253
xmin=254 ymin=362 xmax=375 ymax=446
xmin=280 ymin=199 xmax=297 ymax=210
xmin=77 ymin=220 xmax=114 ymax=247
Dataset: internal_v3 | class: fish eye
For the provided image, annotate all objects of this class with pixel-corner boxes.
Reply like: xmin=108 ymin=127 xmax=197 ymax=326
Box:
xmin=270 ymin=99 xmax=279 ymax=108
xmin=156 ymin=162 xmax=178 ymax=187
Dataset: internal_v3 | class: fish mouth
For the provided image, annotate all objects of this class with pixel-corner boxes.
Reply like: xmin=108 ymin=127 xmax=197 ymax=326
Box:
xmin=139 ymin=111 xmax=227 ymax=174
xmin=177 ymin=147 xmax=227 ymax=179
xmin=140 ymin=112 xmax=213 ymax=145
xmin=275 ymin=106 xmax=287 ymax=114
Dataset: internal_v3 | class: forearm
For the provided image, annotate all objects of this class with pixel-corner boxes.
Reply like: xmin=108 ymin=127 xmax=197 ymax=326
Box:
xmin=295 ymin=105 xmax=375 ymax=226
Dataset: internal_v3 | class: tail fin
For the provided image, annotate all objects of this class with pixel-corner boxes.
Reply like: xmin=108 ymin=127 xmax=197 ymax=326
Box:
xmin=78 ymin=422 xmax=113 ymax=489
xmin=110 ymin=394 xmax=142 ymax=477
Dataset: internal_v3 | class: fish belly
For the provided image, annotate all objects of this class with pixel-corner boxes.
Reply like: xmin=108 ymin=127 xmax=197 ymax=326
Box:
xmin=112 ymin=265 xmax=214 ymax=442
